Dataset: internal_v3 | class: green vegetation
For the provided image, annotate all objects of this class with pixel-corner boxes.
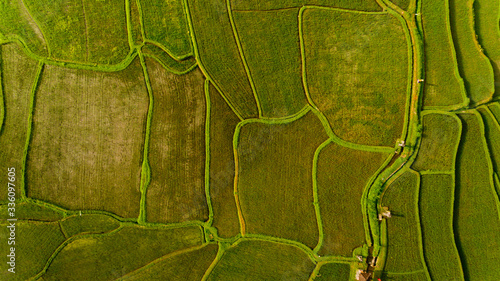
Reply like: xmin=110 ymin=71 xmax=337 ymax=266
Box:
xmin=129 ymin=0 xmax=144 ymax=46
xmin=455 ymin=112 xmax=500 ymax=280
xmin=230 ymin=0 xmax=382 ymax=12
xmin=142 ymin=43 xmax=196 ymax=75
xmin=381 ymin=271 xmax=430 ymax=281
xmin=0 ymin=221 xmax=66 ymax=280
xmin=232 ymin=9 xmax=307 ymax=118
xmin=420 ymin=0 xmax=467 ymax=108
xmin=81 ymin=0 xmax=130 ymax=64
xmin=389 ymin=0 xmax=410 ymax=10
xmin=313 ymin=262 xmax=352 ymax=281
xmin=0 ymin=44 xmax=38 ymax=201
xmin=449 ymin=0 xmax=495 ymax=104
xmin=0 ymin=201 xmax=64 ymax=221
xmin=489 ymin=102 xmax=500 ymax=122
xmin=206 ymin=240 xmax=315 ymax=280
xmin=236 ymin=110 xmax=327 ymax=248
xmin=208 ymin=82 xmax=241 ymax=238
xmin=478 ymin=106 xmax=500 ymax=175
xmin=186 ymin=0 xmax=259 ymax=119
xmin=420 ymin=174 xmax=464 ymax=281
xmin=138 ymin=0 xmax=192 ymax=58
xmin=27 ymin=58 xmax=148 ymax=218
xmin=474 ymin=0 xmax=500 ymax=97
xmin=60 ymin=214 xmax=120 ymax=238
xmin=0 ymin=0 xmax=48 ymax=57
xmin=380 ymin=171 xmax=429 ymax=277
xmin=316 ymin=141 xmax=389 ymax=256
xmin=42 ymin=225 xmax=203 ymax=280
xmin=22 ymin=0 xmax=130 ymax=64
xmin=116 ymin=244 xmax=218 ymax=280
xmin=412 ymin=112 xmax=461 ymax=171
xmin=145 ymin=58 xmax=208 ymax=223
xmin=301 ymin=7 xmax=408 ymax=147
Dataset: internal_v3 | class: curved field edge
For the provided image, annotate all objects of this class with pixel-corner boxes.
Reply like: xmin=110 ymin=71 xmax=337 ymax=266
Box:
xmin=298 ymin=5 xmax=412 ymax=149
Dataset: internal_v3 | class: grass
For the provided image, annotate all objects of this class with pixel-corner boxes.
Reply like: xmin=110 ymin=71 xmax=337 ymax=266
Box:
xmin=313 ymin=262 xmax=352 ymax=280
xmin=42 ymin=225 xmax=203 ymax=280
xmin=478 ymin=106 xmax=500 ymax=175
xmin=23 ymin=0 xmax=130 ymax=64
xmin=232 ymin=9 xmax=308 ymax=118
xmin=231 ymin=0 xmax=382 ymax=11
xmin=208 ymin=82 xmax=241 ymax=238
xmin=23 ymin=0 xmax=87 ymax=62
xmin=138 ymin=0 xmax=192 ymax=59
xmin=316 ymin=141 xmax=389 ymax=257
xmin=0 ymin=221 xmax=66 ymax=280
xmin=412 ymin=112 xmax=462 ymax=172
xmin=420 ymin=0 xmax=467 ymax=108
xmin=381 ymin=271 xmax=430 ymax=281
xmin=489 ymin=102 xmax=500 ymax=122
xmin=0 ymin=44 xmax=38 ymax=201
xmin=389 ymin=0 xmax=410 ymax=10
xmin=60 ymin=214 xmax=120 ymax=238
xmin=419 ymin=174 xmax=465 ymax=281
xmin=380 ymin=170 xmax=429 ymax=276
xmin=474 ymin=0 xmax=500 ymax=98
xmin=26 ymin=58 xmax=149 ymax=219
xmin=145 ymin=58 xmax=208 ymax=223
xmin=454 ymin=112 xmax=500 ymax=280
xmin=142 ymin=43 xmax=197 ymax=75
xmin=236 ymin=110 xmax=327 ymax=248
xmin=185 ymin=0 xmax=259 ymax=119
xmin=206 ymin=240 xmax=315 ymax=280
xmin=116 ymin=244 xmax=218 ymax=280
xmin=0 ymin=0 xmax=48 ymax=57
xmin=301 ymin=8 xmax=408 ymax=147
xmin=81 ymin=0 xmax=130 ymax=64
xmin=449 ymin=0 xmax=495 ymax=105
xmin=129 ymin=0 xmax=143 ymax=46
xmin=0 ymin=201 xmax=64 ymax=221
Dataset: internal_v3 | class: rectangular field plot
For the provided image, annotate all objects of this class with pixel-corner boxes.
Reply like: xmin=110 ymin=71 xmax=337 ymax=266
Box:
xmin=421 ymin=0 xmax=466 ymax=108
xmin=233 ymin=9 xmax=307 ymax=118
xmin=419 ymin=174 xmax=464 ymax=281
xmin=23 ymin=0 xmax=129 ymax=64
xmin=301 ymin=8 xmax=408 ymax=147
xmin=0 ymin=44 xmax=38 ymax=201
xmin=314 ymin=262 xmax=352 ymax=281
xmin=138 ymin=0 xmax=192 ymax=58
xmin=455 ymin=112 xmax=500 ymax=280
xmin=0 ymin=221 xmax=66 ymax=280
xmin=145 ymin=58 xmax=208 ymax=223
xmin=380 ymin=171 xmax=428 ymax=276
xmin=208 ymin=83 xmax=241 ymax=238
xmin=42 ymin=225 xmax=203 ymax=280
xmin=474 ymin=0 xmax=500 ymax=97
xmin=317 ymin=142 xmax=389 ymax=256
xmin=187 ymin=0 xmax=258 ymax=119
xmin=82 ymin=0 xmax=130 ymax=64
xmin=207 ymin=240 xmax=315 ymax=280
xmin=230 ymin=0 xmax=382 ymax=12
xmin=116 ymin=244 xmax=218 ymax=280
xmin=412 ymin=112 xmax=461 ymax=171
xmin=236 ymin=111 xmax=328 ymax=248
xmin=0 ymin=0 xmax=48 ymax=57
xmin=449 ymin=0 xmax=494 ymax=104
xmin=27 ymin=58 xmax=149 ymax=218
